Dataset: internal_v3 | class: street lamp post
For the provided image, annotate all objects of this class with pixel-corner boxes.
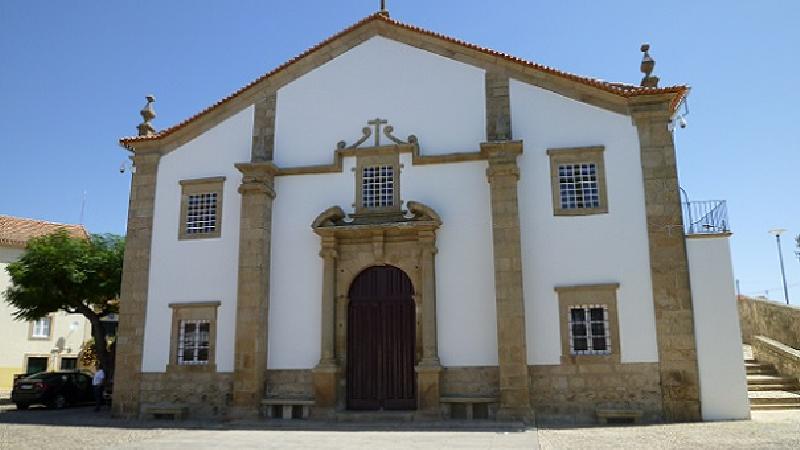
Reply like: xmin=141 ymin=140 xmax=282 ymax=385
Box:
xmin=769 ymin=229 xmax=790 ymax=305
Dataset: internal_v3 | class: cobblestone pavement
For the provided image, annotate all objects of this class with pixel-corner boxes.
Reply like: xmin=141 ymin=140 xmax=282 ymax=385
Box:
xmin=1 ymin=404 xmax=799 ymax=449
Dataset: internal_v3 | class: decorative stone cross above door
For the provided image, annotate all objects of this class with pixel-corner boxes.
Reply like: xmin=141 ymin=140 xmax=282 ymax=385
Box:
xmin=337 ymin=119 xmax=418 ymax=149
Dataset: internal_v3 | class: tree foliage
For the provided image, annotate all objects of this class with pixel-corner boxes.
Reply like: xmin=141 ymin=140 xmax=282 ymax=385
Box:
xmin=4 ymin=230 xmax=124 ymax=374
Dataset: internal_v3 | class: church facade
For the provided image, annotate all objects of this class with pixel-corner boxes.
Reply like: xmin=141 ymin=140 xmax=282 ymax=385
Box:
xmin=112 ymin=11 xmax=749 ymax=424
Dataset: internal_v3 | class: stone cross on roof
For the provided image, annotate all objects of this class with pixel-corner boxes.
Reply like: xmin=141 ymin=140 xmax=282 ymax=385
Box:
xmin=367 ymin=118 xmax=388 ymax=146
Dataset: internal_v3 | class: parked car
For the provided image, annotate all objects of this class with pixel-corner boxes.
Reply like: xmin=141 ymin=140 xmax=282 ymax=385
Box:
xmin=11 ymin=371 xmax=93 ymax=410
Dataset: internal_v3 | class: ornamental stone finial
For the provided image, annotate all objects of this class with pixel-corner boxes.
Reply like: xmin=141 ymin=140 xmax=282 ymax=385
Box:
xmin=640 ymin=43 xmax=659 ymax=88
xmin=137 ymin=94 xmax=157 ymax=136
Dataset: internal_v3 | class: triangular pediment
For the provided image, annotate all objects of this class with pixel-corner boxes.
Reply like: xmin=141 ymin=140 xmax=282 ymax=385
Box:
xmin=121 ymin=12 xmax=686 ymax=152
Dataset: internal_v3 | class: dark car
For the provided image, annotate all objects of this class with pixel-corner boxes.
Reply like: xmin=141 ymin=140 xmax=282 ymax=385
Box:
xmin=11 ymin=371 xmax=93 ymax=410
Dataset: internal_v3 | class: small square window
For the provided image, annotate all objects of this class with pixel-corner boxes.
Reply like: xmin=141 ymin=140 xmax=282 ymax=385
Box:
xmin=30 ymin=317 xmax=51 ymax=339
xmin=177 ymin=320 xmax=211 ymax=365
xmin=567 ymin=305 xmax=611 ymax=355
xmin=548 ymin=147 xmax=608 ymax=216
xmin=362 ymin=165 xmax=395 ymax=209
xmin=179 ymin=177 xmax=225 ymax=240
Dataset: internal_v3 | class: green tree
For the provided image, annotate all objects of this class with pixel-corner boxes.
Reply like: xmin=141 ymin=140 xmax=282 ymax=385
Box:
xmin=3 ymin=230 xmax=124 ymax=375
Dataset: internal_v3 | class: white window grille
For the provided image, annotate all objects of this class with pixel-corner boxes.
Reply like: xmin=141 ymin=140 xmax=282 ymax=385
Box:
xmin=568 ymin=305 xmax=611 ymax=355
xmin=362 ymin=165 xmax=394 ymax=208
xmin=185 ymin=192 xmax=218 ymax=235
xmin=31 ymin=317 xmax=51 ymax=338
xmin=177 ymin=320 xmax=211 ymax=365
xmin=558 ymin=163 xmax=600 ymax=209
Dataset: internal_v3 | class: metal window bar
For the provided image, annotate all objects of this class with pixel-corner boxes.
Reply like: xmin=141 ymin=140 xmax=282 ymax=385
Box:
xmin=682 ymin=200 xmax=729 ymax=235
xmin=177 ymin=320 xmax=211 ymax=365
xmin=558 ymin=163 xmax=600 ymax=209
xmin=185 ymin=193 xmax=217 ymax=234
xmin=362 ymin=165 xmax=394 ymax=208
xmin=568 ymin=305 xmax=611 ymax=355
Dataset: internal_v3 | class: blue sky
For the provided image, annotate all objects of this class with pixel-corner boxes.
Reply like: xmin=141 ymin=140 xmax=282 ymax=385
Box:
xmin=1 ymin=0 xmax=798 ymax=303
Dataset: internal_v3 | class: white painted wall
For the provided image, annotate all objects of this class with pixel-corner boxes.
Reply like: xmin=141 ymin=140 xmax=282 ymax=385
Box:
xmin=402 ymin=155 xmax=498 ymax=366
xmin=510 ymin=80 xmax=659 ymax=364
xmin=268 ymin=154 xmax=498 ymax=369
xmin=274 ymin=36 xmax=486 ymax=167
xmin=687 ymin=236 xmax=750 ymax=420
xmin=142 ymin=106 xmax=254 ymax=373
xmin=268 ymin=36 xmax=496 ymax=369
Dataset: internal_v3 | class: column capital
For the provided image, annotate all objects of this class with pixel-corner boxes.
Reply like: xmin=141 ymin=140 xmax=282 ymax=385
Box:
xmin=131 ymin=151 xmax=162 ymax=169
xmin=482 ymin=141 xmax=522 ymax=181
xmin=236 ymin=162 xmax=278 ymax=198
xmin=319 ymin=248 xmax=338 ymax=260
xmin=480 ymin=140 xmax=523 ymax=160
xmin=627 ymin=95 xmax=675 ymax=124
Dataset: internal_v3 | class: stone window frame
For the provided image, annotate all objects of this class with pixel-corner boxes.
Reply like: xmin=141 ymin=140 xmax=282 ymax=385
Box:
xmin=547 ymin=146 xmax=608 ymax=216
xmin=353 ymin=149 xmax=402 ymax=216
xmin=28 ymin=315 xmax=54 ymax=340
xmin=555 ymin=283 xmax=620 ymax=365
xmin=167 ymin=301 xmax=221 ymax=373
xmin=23 ymin=353 xmax=51 ymax=373
xmin=178 ymin=176 xmax=226 ymax=240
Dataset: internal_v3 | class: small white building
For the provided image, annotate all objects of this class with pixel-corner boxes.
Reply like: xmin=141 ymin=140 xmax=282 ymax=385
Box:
xmin=113 ymin=10 xmax=749 ymax=423
xmin=0 ymin=216 xmax=92 ymax=395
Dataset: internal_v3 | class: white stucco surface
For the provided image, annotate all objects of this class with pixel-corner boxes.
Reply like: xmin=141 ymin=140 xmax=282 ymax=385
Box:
xmin=401 ymin=155 xmax=498 ymax=366
xmin=268 ymin=165 xmax=355 ymax=369
xmin=273 ymin=36 xmax=486 ymax=167
xmin=142 ymin=106 xmax=254 ymax=373
xmin=687 ymin=236 xmax=751 ymax=420
xmin=268 ymin=154 xmax=499 ymax=369
xmin=510 ymin=80 xmax=659 ymax=364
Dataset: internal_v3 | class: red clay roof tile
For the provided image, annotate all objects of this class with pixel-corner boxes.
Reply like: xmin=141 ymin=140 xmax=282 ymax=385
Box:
xmin=120 ymin=13 xmax=688 ymax=145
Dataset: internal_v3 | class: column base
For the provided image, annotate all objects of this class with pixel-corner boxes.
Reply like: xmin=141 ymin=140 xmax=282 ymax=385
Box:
xmin=312 ymin=363 xmax=340 ymax=409
xmin=415 ymin=362 xmax=442 ymax=416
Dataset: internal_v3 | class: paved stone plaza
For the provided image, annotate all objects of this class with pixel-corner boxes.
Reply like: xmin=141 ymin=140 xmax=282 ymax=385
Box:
xmin=0 ymin=404 xmax=799 ymax=449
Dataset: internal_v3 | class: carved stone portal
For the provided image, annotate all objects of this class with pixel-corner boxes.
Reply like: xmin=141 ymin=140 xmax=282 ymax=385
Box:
xmin=310 ymin=202 xmax=442 ymax=418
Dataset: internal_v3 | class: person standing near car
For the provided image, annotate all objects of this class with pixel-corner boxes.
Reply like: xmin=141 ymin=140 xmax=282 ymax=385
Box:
xmin=92 ymin=365 xmax=105 ymax=411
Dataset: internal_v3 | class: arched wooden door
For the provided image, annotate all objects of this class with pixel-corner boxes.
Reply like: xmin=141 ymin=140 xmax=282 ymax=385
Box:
xmin=347 ymin=265 xmax=416 ymax=410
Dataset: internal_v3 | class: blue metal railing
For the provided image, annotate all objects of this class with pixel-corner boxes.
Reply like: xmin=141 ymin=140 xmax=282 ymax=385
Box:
xmin=682 ymin=200 xmax=729 ymax=235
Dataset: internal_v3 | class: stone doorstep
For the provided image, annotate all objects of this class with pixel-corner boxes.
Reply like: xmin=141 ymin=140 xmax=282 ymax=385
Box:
xmin=143 ymin=406 xmax=189 ymax=420
xmin=261 ymin=398 xmax=315 ymax=420
xmin=596 ymin=409 xmax=643 ymax=425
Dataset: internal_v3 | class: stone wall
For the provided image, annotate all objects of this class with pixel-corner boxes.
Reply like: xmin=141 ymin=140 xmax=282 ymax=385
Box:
xmin=440 ymin=367 xmax=499 ymax=397
xmin=751 ymin=336 xmax=800 ymax=382
xmin=265 ymin=369 xmax=314 ymax=399
xmin=738 ymin=296 xmax=800 ymax=349
xmin=139 ymin=372 xmax=233 ymax=418
xmin=529 ymin=363 xmax=663 ymax=425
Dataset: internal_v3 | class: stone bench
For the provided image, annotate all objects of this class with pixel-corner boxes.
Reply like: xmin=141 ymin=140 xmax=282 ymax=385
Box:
xmin=143 ymin=406 xmax=189 ymax=420
xmin=441 ymin=397 xmax=498 ymax=420
xmin=596 ymin=409 xmax=642 ymax=424
xmin=260 ymin=398 xmax=315 ymax=419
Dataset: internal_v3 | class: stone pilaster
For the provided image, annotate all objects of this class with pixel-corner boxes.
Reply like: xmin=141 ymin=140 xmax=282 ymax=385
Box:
xmin=231 ymin=162 xmax=278 ymax=415
xmin=312 ymin=234 xmax=339 ymax=413
xmin=416 ymin=229 xmax=441 ymax=416
xmin=481 ymin=141 xmax=532 ymax=422
xmin=251 ymin=93 xmax=276 ymax=162
xmin=485 ymin=71 xmax=512 ymax=141
xmin=630 ymin=97 xmax=701 ymax=421
xmin=112 ymin=150 xmax=161 ymax=418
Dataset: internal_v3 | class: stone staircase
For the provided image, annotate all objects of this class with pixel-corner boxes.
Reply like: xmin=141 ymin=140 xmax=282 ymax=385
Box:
xmin=745 ymin=358 xmax=800 ymax=410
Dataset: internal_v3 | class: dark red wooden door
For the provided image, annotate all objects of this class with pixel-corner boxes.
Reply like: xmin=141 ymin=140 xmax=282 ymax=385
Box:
xmin=347 ymin=266 xmax=416 ymax=410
